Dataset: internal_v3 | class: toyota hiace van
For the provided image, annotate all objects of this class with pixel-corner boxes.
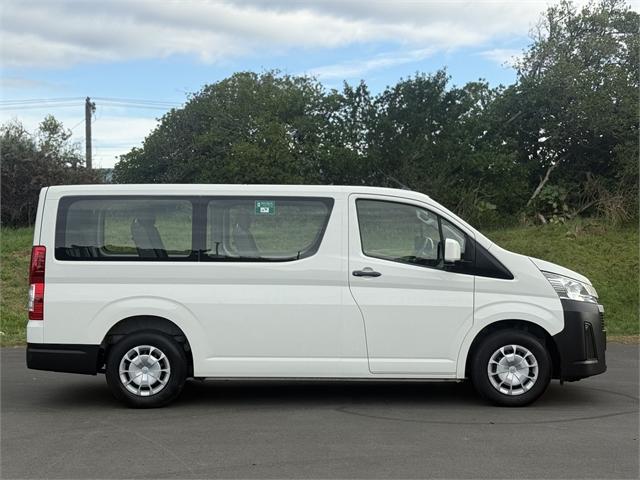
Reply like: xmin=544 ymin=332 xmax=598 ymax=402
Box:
xmin=26 ymin=185 xmax=606 ymax=407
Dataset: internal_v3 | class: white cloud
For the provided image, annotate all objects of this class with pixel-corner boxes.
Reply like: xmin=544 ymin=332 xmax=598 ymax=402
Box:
xmin=90 ymin=115 xmax=160 ymax=168
xmin=1 ymin=0 xmax=555 ymax=69
xmin=479 ymin=48 xmax=522 ymax=67
xmin=0 ymin=76 xmax=62 ymax=91
xmin=308 ymin=48 xmax=435 ymax=80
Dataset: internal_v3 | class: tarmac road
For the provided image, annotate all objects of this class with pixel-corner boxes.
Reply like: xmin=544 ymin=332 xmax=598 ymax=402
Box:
xmin=1 ymin=344 xmax=638 ymax=479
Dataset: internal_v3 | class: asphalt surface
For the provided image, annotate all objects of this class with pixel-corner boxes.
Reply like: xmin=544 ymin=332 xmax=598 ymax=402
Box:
xmin=1 ymin=344 xmax=638 ymax=479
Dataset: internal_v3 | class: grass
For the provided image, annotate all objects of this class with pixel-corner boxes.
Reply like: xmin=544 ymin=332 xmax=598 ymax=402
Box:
xmin=1 ymin=227 xmax=32 ymax=346
xmin=1 ymin=220 xmax=638 ymax=346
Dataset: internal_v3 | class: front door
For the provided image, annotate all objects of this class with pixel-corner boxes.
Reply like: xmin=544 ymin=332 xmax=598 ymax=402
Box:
xmin=348 ymin=194 xmax=474 ymax=376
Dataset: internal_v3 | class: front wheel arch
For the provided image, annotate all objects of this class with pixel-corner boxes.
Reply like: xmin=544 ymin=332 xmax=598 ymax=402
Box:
xmin=464 ymin=319 xmax=560 ymax=379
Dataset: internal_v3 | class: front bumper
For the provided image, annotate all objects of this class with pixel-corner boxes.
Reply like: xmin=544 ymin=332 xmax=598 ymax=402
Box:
xmin=552 ymin=300 xmax=607 ymax=381
xmin=26 ymin=343 xmax=100 ymax=375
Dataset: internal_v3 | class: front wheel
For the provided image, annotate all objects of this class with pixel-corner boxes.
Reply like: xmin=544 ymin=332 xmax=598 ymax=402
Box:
xmin=105 ymin=331 xmax=187 ymax=408
xmin=471 ymin=329 xmax=551 ymax=407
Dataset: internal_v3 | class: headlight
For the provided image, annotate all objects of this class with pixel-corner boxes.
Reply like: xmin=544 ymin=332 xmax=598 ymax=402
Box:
xmin=543 ymin=272 xmax=598 ymax=303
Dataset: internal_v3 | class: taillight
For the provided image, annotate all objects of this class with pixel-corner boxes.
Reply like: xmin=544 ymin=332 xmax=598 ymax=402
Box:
xmin=28 ymin=246 xmax=46 ymax=320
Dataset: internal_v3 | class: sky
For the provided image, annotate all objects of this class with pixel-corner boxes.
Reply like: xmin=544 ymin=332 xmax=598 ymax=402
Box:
xmin=0 ymin=0 xmax=627 ymax=168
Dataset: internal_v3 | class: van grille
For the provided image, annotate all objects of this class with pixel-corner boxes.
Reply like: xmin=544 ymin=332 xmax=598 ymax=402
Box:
xmin=599 ymin=310 xmax=605 ymax=331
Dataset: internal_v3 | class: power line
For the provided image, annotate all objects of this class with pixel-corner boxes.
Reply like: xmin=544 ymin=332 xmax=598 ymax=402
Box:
xmin=0 ymin=96 xmax=180 ymax=169
xmin=93 ymin=96 xmax=181 ymax=107
xmin=0 ymin=97 xmax=182 ymax=111
xmin=0 ymin=97 xmax=84 ymax=105
xmin=0 ymin=102 xmax=84 ymax=110
xmin=93 ymin=142 xmax=143 ymax=147
xmin=0 ymin=96 xmax=180 ymax=105
xmin=69 ymin=118 xmax=85 ymax=132
xmin=97 ymin=102 xmax=178 ymax=111
xmin=0 ymin=101 xmax=177 ymax=111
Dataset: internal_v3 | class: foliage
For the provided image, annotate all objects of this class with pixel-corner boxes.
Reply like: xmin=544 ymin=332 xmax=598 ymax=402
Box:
xmin=112 ymin=2 xmax=638 ymax=227
xmin=0 ymin=227 xmax=31 ymax=346
xmin=114 ymin=72 xmax=331 ymax=185
xmin=1 ymin=116 xmax=101 ymax=226
xmin=368 ymin=74 xmax=525 ymax=224
xmin=531 ymin=185 xmax=571 ymax=224
xmin=503 ymin=0 xmax=639 ymax=221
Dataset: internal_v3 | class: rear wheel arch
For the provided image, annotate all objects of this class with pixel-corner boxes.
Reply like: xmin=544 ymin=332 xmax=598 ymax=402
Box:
xmin=464 ymin=319 xmax=560 ymax=379
xmin=100 ymin=315 xmax=194 ymax=376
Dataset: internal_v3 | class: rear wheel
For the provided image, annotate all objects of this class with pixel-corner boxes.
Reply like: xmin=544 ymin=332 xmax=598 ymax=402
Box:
xmin=105 ymin=331 xmax=187 ymax=408
xmin=471 ymin=329 xmax=551 ymax=407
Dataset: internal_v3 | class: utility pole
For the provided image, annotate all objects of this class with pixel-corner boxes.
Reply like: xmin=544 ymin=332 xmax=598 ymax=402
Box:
xmin=85 ymin=97 xmax=95 ymax=169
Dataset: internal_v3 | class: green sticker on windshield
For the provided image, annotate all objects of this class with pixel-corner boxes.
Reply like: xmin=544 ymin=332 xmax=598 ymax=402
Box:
xmin=255 ymin=200 xmax=276 ymax=215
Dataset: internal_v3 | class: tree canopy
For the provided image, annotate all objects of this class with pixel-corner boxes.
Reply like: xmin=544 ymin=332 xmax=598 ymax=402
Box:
xmin=107 ymin=0 xmax=637 ymax=225
xmin=1 ymin=116 xmax=101 ymax=226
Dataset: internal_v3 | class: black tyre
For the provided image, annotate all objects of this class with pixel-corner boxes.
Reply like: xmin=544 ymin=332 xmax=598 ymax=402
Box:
xmin=105 ymin=331 xmax=187 ymax=408
xmin=470 ymin=329 xmax=551 ymax=407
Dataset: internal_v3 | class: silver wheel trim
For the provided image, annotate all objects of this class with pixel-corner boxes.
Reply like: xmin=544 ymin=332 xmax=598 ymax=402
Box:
xmin=119 ymin=345 xmax=171 ymax=397
xmin=487 ymin=344 xmax=538 ymax=396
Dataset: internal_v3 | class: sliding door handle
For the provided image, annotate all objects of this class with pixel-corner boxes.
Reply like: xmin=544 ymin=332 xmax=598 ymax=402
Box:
xmin=352 ymin=268 xmax=382 ymax=278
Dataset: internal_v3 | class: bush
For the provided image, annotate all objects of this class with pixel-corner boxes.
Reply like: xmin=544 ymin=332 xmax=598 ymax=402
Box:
xmin=1 ymin=116 xmax=101 ymax=227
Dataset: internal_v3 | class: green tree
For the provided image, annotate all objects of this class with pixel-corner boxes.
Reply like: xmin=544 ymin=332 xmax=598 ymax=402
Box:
xmin=321 ymin=81 xmax=377 ymax=185
xmin=503 ymin=0 xmax=639 ymax=221
xmin=114 ymin=72 xmax=334 ymax=184
xmin=112 ymin=0 xmax=637 ymax=226
xmin=1 ymin=116 xmax=101 ymax=226
xmin=368 ymin=71 xmax=521 ymax=223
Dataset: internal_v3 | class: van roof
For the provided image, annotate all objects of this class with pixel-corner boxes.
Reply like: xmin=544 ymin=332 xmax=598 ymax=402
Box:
xmin=44 ymin=184 xmax=431 ymax=200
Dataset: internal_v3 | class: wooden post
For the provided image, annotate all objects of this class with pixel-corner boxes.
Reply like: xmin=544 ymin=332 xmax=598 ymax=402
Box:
xmin=85 ymin=97 xmax=95 ymax=168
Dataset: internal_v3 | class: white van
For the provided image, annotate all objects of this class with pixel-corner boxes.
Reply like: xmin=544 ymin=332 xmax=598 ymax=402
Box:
xmin=26 ymin=185 xmax=606 ymax=407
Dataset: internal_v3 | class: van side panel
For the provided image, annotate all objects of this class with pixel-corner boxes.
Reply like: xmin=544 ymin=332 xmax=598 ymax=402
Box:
xmin=42 ymin=192 xmax=370 ymax=378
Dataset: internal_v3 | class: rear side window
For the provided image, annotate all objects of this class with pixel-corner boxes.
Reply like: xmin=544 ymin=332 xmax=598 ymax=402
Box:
xmin=55 ymin=195 xmax=333 ymax=262
xmin=205 ymin=198 xmax=333 ymax=261
xmin=56 ymin=197 xmax=195 ymax=261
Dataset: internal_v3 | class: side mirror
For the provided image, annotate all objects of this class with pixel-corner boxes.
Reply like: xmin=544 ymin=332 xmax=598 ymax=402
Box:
xmin=444 ymin=238 xmax=462 ymax=263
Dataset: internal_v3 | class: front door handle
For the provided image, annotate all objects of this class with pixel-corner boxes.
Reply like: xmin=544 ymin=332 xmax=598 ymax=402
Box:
xmin=352 ymin=268 xmax=382 ymax=278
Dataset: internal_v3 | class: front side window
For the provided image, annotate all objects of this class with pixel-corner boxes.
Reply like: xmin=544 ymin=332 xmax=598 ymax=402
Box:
xmin=205 ymin=198 xmax=333 ymax=261
xmin=356 ymin=199 xmax=443 ymax=268
xmin=56 ymin=197 xmax=194 ymax=261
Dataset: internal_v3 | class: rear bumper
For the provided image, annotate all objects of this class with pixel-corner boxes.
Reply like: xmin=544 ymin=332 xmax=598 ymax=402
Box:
xmin=26 ymin=343 xmax=100 ymax=375
xmin=552 ymin=300 xmax=607 ymax=381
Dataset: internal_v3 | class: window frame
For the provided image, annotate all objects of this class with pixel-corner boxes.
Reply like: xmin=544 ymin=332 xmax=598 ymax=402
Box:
xmin=200 ymin=196 xmax=335 ymax=263
xmin=55 ymin=195 xmax=334 ymax=263
xmin=355 ymin=198 xmax=474 ymax=272
xmin=99 ymin=200 xmax=194 ymax=259
xmin=55 ymin=195 xmax=200 ymax=262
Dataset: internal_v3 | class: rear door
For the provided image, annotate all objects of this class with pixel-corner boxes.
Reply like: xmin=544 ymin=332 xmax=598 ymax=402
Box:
xmin=348 ymin=194 xmax=474 ymax=376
